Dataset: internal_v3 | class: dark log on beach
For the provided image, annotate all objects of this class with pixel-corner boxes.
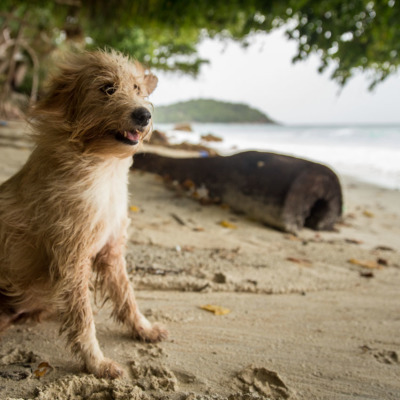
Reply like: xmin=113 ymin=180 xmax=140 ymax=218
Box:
xmin=132 ymin=151 xmax=343 ymax=232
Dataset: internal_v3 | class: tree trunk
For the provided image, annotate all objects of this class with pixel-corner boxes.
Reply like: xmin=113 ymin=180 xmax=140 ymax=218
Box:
xmin=132 ymin=151 xmax=343 ymax=233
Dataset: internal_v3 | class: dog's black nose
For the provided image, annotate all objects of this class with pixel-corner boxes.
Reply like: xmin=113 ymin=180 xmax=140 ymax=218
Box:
xmin=131 ymin=107 xmax=151 ymax=126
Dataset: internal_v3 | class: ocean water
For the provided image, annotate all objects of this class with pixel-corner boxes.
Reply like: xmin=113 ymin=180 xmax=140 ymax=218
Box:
xmin=154 ymin=123 xmax=400 ymax=190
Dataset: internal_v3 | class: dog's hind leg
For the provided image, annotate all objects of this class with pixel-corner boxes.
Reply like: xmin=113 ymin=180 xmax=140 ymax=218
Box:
xmin=94 ymin=239 xmax=168 ymax=342
xmin=56 ymin=260 xmax=124 ymax=378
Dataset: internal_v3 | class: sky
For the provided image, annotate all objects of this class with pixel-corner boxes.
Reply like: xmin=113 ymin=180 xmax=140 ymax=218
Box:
xmin=151 ymin=28 xmax=400 ymax=126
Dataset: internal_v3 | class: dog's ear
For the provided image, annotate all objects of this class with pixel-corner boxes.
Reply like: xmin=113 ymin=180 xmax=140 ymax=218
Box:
xmin=143 ymin=73 xmax=158 ymax=96
xmin=30 ymin=70 xmax=78 ymax=124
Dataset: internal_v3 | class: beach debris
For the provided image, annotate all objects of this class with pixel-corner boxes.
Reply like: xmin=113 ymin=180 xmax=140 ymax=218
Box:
xmin=374 ymin=245 xmax=395 ymax=252
xmin=132 ymin=151 xmax=342 ymax=233
xmin=210 ymin=247 xmax=241 ymax=261
xmin=200 ymin=304 xmax=230 ymax=315
xmin=170 ymin=212 xmax=186 ymax=226
xmin=182 ymin=178 xmax=195 ymax=190
xmin=129 ymin=205 xmax=140 ymax=212
xmin=199 ymin=150 xmax=209 ymax=157
xmin=148 ymin=129 xmax=170 ymax=146
xmin=348 ymin=258 xmax=381 ymax=269
xmin=284 ymin=233 xmax=301 ymax=241
xmin=213 ymin=272 xmax=227 ymax=284
xmin=287 ymin=257 xmax=313 ymax=267
xmin=237 ymin=365 xmax=291 ymax=399
xmin=192 ymin=184 xmax=209 ymax=200
xmin=181 ymin=245 xmax=194 ymax=252
xmin=336 ymin=220 xmax=353 ymax=228
xmin=134 ymin=265 xmax=183 ymax=276
xmin=201 ymin=133 xmax=223 ymax=142
xmin=193 ymin=227 xmax=205 ymax=232
xmin=173 ymin=123 xmax=192 ymax=132
xmin=345 ymin=238 xmax=364 ymax=245
xmin=377 ymin=258 xmax=389 ymax=266
xmin=219 ymin=220 xmax=238 ymax=229
xmin=363 ymin=210 xmax=375 ymax=218
xmin=175 ymin=245 xmax=181 ymax=253
xmin=360 ymin=271 xmax=375 ymax=278
xmin=360 ymin=344 xmax=372 ymax=352
xmin=196 ymin=283 xmax=211 ymax=292
xmin=178 ymin=179 xmax=214 ymax=203
xmin=170 ymin=141 xmax=218 ymax=156
xmin=34 ymin=361 xmax=53 ymax=378
xmin=336 ymin=213 xmax=355 ymax=227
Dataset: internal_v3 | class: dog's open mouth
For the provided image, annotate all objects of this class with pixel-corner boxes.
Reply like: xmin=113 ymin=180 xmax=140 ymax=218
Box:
xmin=114 ymin=130 xmax=141 ymax=146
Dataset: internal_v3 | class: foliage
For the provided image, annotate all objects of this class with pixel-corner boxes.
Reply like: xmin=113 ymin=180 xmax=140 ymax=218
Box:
xmin=0 ymin=0 xmax=399 ymax=96
xmin=153 ymin=99 xmax=274 ymax=124
xmin=283 ymin=0 xmax=400 ymax=89
xmin=78 ymin=0 xmax=400 ymax=88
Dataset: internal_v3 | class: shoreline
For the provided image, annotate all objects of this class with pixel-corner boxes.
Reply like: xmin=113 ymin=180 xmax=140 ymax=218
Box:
xmin=0 ymin=124 xmax=399 ymax=399
xmin=153 ymin=122 xmax=400 ymax=191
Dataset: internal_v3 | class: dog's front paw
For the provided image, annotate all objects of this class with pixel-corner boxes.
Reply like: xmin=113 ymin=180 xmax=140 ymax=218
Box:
xmin=134 ymin=320 xmax=168 ymax=342
xmin=87 ymin=358 xmax=124 ymax=379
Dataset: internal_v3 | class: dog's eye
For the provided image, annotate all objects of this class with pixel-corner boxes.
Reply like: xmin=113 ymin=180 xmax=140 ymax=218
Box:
xmin=133 ymin=84 xmax=141 ymax=94
xmin=101 ymin=84 xmax=117 ymax=95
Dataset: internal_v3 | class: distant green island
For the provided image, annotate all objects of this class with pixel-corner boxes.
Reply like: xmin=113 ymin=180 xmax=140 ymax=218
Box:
xmin=153 ymin=99 xmax=275 ymax=124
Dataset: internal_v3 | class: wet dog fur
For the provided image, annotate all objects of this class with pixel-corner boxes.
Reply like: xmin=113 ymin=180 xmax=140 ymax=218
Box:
xmin=0 ymin=50 xmax=167 ymax=378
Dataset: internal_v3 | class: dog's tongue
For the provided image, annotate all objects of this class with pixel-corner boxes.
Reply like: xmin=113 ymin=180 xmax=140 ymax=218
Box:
xmin=126 ymin=131 xmax=140 ymax=142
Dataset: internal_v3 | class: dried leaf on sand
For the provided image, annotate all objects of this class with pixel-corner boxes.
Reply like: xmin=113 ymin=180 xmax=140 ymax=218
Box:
xmin=363 ymin=210 xmax=375 ymax=218
xmin=348 ymin=258 xmax=382 ymax=269
xmin=200 ymin=304 xmax=231 ymax=315
xmin=33 ymin=361 xmax=53 ymax=378
xmin=287 ymin=257 xmax=313 ymax=267
xmin=219 ymin=220 xmax=237 ymax=229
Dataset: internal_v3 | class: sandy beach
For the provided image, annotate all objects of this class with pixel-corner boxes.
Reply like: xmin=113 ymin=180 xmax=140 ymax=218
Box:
xmin=0 ymin=122 xmax=399 ymax=400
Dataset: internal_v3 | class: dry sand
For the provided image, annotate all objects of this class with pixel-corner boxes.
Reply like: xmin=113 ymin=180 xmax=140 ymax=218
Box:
xmin=0 ymin=121 xmax=399 ymax=400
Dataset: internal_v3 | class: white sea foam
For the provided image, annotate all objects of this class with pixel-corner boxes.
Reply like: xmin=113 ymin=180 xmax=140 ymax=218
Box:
xmin=154 ymin=123 xmax=400 ymax=190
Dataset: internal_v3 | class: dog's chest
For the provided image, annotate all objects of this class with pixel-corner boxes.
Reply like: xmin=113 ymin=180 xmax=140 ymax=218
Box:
xmin=85 ymin=159 xmax=131 ymax=250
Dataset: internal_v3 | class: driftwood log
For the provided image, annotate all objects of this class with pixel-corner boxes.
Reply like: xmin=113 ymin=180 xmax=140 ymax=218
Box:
xmin=132 ymin=151 xmax=343 ymax=232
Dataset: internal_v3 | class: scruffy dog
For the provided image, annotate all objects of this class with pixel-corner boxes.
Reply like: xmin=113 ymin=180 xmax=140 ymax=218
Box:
xmin=0 ymin=50 xmax=167 ymax=378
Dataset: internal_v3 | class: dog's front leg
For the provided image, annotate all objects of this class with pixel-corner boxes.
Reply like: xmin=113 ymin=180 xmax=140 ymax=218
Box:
xmin=94 ymin=241 xmax=168 ymax=342
xmin=56 ymin=260 xmax=124 ymax=378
